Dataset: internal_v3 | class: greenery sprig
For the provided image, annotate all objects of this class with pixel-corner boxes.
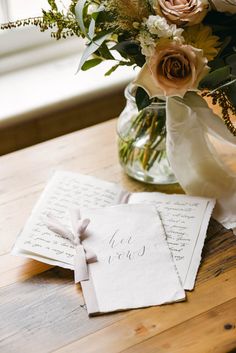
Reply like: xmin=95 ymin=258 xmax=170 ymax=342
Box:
xmin=202 ymin=79 xmax=236 ymax=136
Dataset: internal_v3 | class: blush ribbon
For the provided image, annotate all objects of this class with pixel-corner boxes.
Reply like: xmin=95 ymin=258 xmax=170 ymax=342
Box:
xmin=46 ymin=208 xmax=97 ymax=283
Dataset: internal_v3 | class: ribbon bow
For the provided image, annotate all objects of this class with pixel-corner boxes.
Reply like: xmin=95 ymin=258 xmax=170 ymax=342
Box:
xmin=46 ymin=208 xmax=97 ymax=283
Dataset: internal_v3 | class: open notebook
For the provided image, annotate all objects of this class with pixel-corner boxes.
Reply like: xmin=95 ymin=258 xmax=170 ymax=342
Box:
xmin=13 ymin=171 xmax=215 ymax=290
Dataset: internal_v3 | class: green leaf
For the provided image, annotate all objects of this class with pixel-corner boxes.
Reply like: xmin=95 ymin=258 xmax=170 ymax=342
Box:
xmin=112 ymin=41 xmax=139 ymax=58
xmin=75 ymin=0 xmax=88 ymax=36
xmin=91 ymin=6 xmax=105 ymax=20
xmin=88 ymin=18 xmax=95 ymax=39
xmin=135 ymin=87 xmax=151 ymax=111
xmin=94 ymin=10 xmax=114 ymax=25
xmin=48 ymin=0 xmax=58 ymax=11
xmin=200 ymin=66 xmax=231 ymax=90
xmin=76 ymin=33 xmax=110 ymax=73
xmin=111 ymin=41 xmax=145 ymax=67
xmin=218 ymin=36 xmax=232 ymax=56
xmin=98 ymin=43 xmax=115 ymax=60
xmin=209 ymin=58 xmax=225 ymax=71
xmin=227 ymin=80 xmax=236 ymax=106
xmin=88 ymin=5 xmax=104 ymax=39
xmin=105 ymin=64 xmax=120 ymax=76
xmin=81 ymin=58 xmax=103 ymax=70
xmin=226 ymin=54 xmax=236 ymax=75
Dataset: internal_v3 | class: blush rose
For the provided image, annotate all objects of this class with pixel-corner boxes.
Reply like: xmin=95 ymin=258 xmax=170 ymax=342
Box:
xmin=134 ymin=42 xmax=209 ymax=97
xmin=153 ymin=0 xmax=209 ymax=26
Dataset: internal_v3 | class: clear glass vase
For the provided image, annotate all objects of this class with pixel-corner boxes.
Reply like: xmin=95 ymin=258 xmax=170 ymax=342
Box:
xmin=117 ymin=84 xmax=177 ymax=184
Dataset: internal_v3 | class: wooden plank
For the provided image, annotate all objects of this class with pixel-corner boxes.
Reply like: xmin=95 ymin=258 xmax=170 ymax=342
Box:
xmin=50 ymin=269 xmax=236 ymax=353
xmin=1 ymin=196 xmax=235 ymax=352
xmin=0 ymin=117 xmax=235 ymax=353
xmin=121 ymin=298 xmax=236 ymax=353
xmin=198 ymin=219 xmax=236 ymax=284
xmin=0 ymin=267 xmax=128 ymax=353
xmin=0 ymin=254 xmax=53 ymax=288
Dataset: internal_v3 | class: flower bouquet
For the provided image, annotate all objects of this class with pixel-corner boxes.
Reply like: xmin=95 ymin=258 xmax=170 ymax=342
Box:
xmin=2 ymin=0 xmax=236 ymax=228
xmin=3 ymin=3 xmax=236 ymax=134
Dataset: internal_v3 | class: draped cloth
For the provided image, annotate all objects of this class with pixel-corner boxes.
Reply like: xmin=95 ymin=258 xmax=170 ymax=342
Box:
xmin=166 ymin=92 xmax=236 ymax=234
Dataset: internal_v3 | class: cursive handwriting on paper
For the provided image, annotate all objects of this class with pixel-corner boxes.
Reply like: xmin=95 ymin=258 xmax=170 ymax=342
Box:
xmin=19 ymin=172 xmax=124 ymax=264
xmin=128 ymin=193 xmax=203 ymax=264
xmin=107 ymin=229 xmax=146 ymax=265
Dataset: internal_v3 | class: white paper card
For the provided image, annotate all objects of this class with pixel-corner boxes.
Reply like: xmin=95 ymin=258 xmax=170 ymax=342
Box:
xmin=12 ymin=170 xmax=215 ymax=292
xmin=80 ymin=204 xmax=185 ymax=315
xmin=128 ymin=192 xmax=215 ymax=290
xmin=13 ymin=171 xmax=125 ymax=268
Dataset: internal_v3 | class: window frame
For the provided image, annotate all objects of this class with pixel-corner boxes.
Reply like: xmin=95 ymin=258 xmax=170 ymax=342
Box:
xmin=0 ymin=0 xmax=57 ymax=55
xmin=0 ymin=1 xmax=85 ymax=73
xmin=0 ymin=0 xmax=9 ymax=23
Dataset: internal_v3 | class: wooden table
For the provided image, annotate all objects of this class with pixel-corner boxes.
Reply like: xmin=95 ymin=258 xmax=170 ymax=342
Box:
xmin=0 ymin=119 xmax=236 ymax=353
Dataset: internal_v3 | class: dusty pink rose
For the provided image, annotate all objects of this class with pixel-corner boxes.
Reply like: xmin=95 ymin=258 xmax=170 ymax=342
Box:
xmin=134 ymin=42 xmax=209 ymax=97
xmin=153 ymin=0 xmax=209 ymax=26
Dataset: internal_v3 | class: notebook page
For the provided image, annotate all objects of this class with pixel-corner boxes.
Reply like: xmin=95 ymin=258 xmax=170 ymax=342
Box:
xmin=128 ymin=192 xmax=215 ymax=290
xmin=13 ymin=171 xmax=125 ymax=267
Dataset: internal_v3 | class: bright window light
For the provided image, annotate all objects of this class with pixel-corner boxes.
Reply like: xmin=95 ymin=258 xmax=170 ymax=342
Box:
xmin=0 ymin=0 xmax=83 ymax=70
xmin=1 ymin=0 xmax=72 ymax=21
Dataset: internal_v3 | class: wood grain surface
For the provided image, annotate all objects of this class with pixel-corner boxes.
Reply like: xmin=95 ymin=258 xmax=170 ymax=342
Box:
xmin=0 ymin=119 xmax=235 ymax=353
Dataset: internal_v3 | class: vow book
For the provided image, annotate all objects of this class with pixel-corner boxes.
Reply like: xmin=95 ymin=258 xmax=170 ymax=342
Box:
xmin=80 ymin=204 xmax=185 ymax=314
xmin=13 ymin=171 xmax=215 ymax=291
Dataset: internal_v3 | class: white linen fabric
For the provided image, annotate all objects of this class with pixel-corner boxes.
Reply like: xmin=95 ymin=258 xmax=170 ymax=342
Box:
xmin=166 ymin=92 xmax=236 ymax=234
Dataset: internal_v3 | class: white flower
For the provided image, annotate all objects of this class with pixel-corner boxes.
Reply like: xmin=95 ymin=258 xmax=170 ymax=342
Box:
xmin=172 ymin=27 xmax=185 ymax=42
xmin=87 ymin=4 xmax=99 ymax=15
xmin=146 ymin=15 xmax=172 ymax=36
xmin=144 ymin=15 xmax=184 ymax=41
xmin=138 ymin=31 xmax=156 ymax=57
xmin=138 ymin=15 xmax=184 ymax=58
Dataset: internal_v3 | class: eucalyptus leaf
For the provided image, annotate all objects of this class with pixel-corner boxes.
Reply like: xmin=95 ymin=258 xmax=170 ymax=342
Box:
xmin=81 ymin=58 xmax=103 ymax=70
xmin=208 ymin=58 xmax=225 ymax=71
xmin=204 ymin=12 xmax=236 ymax=31
xmin=75 ymin=0 xmax=88 ymax=36
xmin=94 ymin=10 xmax=114 ymax=25
xmin=105 ymin=64 xmax=120 ymax=76
xmin=218 ymin=36 xmax=232 ymax=56
xmin=135 ymin=87 xmax=151 ymax=111
xmin=98 ymin=43 xmax=115 ymax=60
xmin=88 ymin=5 xmax=105 ymax=39
xmin=111 ymin=41 xmax=145 ymax=67
xmin=200 ymin=66 xmax=231 ymax=89
xmin=134 ymin=53 xmax=146 ymax=68
xmin=88 ymin=18 xmax=95 ymax=39
xmin=112 ymin=41 xmax=139 ymax=57
xmin=226 ymin=54 xmax=236 ymax=75
xmin=76 ymin=33 xmax=110 ymax=73
xmin=227 ymin=80 xmax=236 ymax=106
xmin=91 ymin=5 xmax=105 ymax=20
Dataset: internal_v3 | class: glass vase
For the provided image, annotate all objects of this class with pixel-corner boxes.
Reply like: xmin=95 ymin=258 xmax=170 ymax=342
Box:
xmin=117 ymin=84 xmax=177 ymax=184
